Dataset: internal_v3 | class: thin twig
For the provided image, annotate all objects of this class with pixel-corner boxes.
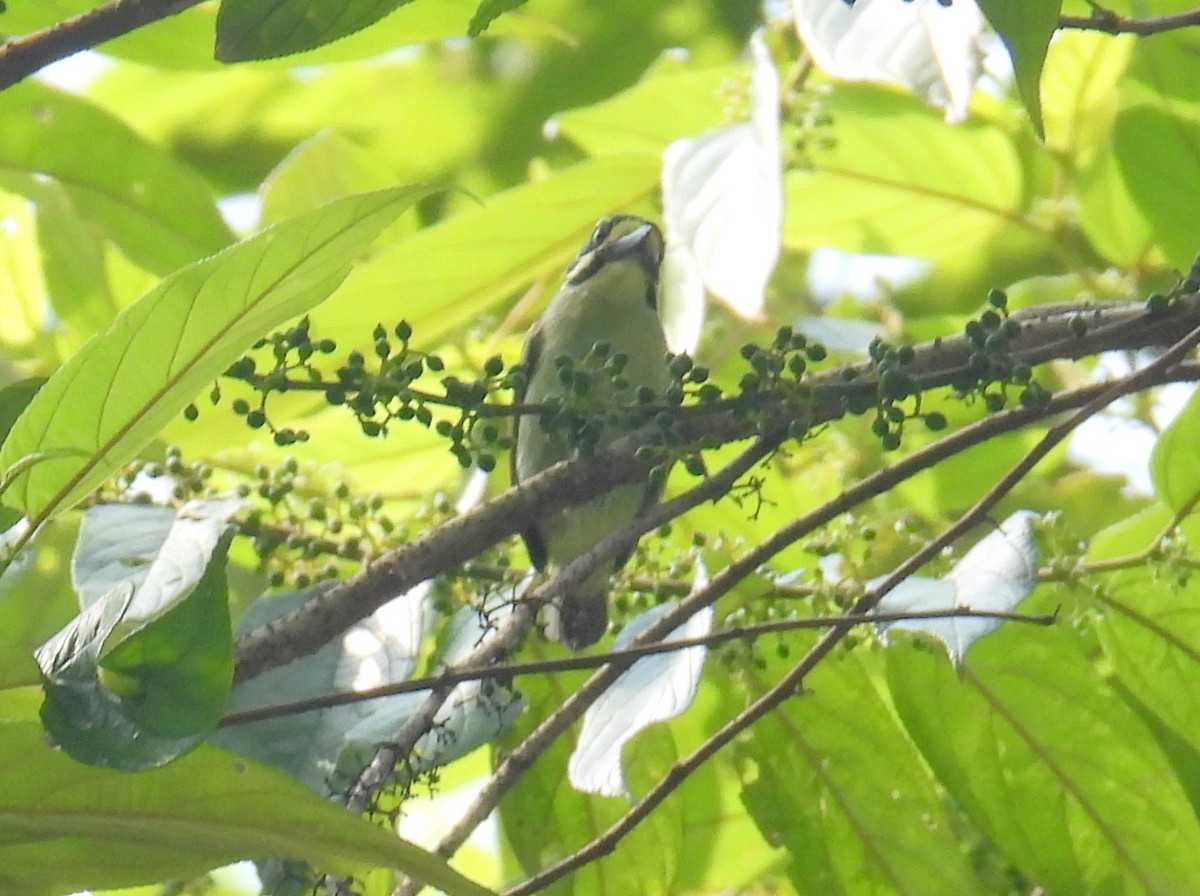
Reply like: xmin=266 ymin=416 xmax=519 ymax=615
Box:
xmin=499 ymin=322 xmax=1200 ymax=896
xmin=220 ymin=606 xmax=1055 ymax=727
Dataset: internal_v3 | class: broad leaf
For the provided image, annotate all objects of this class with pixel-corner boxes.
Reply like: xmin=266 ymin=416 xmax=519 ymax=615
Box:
xmin=469 ymin=0 xmax=530 ymax=35
xmin=217 ymin=0 xmax=413 ymax=62
xmin=889 ymin=630 xmax=1200 ymax=893
xmin=976 ymin=0 xmax=1061 ymax=137
xmin=0 ymin=720 xmax=495 ymax=896
xmin=315 ymin=155 xmax=660 ymax=346
xmin=0 ymin=186 xmax=430 ymax=526
xmin=38 ymin=512 xmax=236 ymax=768
xmin=569 ymin=600 xmax=712 ymax=796
xmin=1150 ymin=385 xmax=1200 ymax=512
xmin=0 ymin=82 xmax=231 ymax=275
xmin=783 ymin=85 xmax=1030 ymax=296
xmin=738 ymin=648 xmax=985 ymax=895
xmin=1115 ymin=105 xmax=1200 ymax=272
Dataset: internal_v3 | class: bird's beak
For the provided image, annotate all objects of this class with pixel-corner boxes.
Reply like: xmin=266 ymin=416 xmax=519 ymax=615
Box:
xmin=607 ymin=223 xmax=662 ymax=274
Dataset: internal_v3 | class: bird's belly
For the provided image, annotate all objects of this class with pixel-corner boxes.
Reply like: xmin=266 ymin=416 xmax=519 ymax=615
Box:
xmin=541 ymin=484 xmax=646 ymax=566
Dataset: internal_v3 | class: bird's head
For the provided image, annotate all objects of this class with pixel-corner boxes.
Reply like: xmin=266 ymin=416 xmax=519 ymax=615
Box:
xmin=564 ymin=214 xmax=665 ymax=309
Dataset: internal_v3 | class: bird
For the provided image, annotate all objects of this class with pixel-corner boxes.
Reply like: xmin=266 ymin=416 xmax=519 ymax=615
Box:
xmin=511 ymin=214 xmax=673 ymax=648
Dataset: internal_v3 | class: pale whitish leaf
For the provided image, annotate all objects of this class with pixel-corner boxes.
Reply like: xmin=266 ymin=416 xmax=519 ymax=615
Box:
xmin=337 ymin=587 xmax=525 ymax=779
xmin=0 ymin=516 xmax=32 ymax=598
xmin=569 ymin=578 xmax=713 ymax=797
xmin=661 ymin=29 xmax=781 ymax=321
xmin=792 ymin=0 xmax=985 ymax=123
xmin=876 ymin=510 xmax=1038 ymax=663
xmin=659 ymin=241 xmax=705 ymax=354
xmin=71 ymin=496 xmax=243 ymax=617
xmin=214 ymin=581 xmax=430 ymax=793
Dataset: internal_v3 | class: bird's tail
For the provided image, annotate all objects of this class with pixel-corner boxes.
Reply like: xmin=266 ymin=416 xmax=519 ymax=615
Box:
xmin=545 ymin=568 xmax=610 ymax=649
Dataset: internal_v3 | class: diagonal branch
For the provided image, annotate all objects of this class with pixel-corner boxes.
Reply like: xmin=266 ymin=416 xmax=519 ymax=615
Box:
xmin=233 ymin=296 xmax=1200 ymax=683
xmin=499 ymin=321 xmax=1200 ymax=896
xmin=0 ymin=0 xmax=203 ymax=91
xmin=340 ymin=432 xmax=780 ymax=827
xmin=402 ymin=358 xmax=1200 ymax=892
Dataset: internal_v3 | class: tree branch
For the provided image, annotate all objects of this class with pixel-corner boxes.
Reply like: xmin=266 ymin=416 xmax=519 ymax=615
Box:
xmin=338 ymin=431 xmax=779 ymax=851
xmin=500 ymin=321 xmax=1200 ymax=896
xmin=232 ymin=297 xmax=1200 ymax=683
xmin=221 ymin=606 xmax=1055 ymax=727
xmin=0 ymin=0 xmax=203 ymax=91
xmin=1059 ymin=5 xmax=1200 ymax=36
xmin=403 ymin=359 xmax=1200 ymax=891
xmin=494 ymin=321 xmax=1200 ymax=896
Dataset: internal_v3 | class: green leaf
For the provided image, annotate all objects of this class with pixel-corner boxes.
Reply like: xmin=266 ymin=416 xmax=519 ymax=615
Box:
xmin=0 ymin=378 xmax=43 ymax=452
xmin=1115 ymin=105 xmax=1200 ymax=271
xmin=259 ymin=130 xmax=402 ymax=226
xmin=216 ymin=0 xmax=415 ymax=62
xmin=738 ymin=649 xmax=984 ymax=896
xmin=552 ymin=57 xmax=735 ymax=155
xmin=0 ymin=640 xmax=39 ymax=691
xmin=1041 ymin=30 xmax=1134 ymax=163
xmin=0 ymin=82 xmax=231 ymax=275
xmin=497 ymin=648 xmax=684 ymax=894
xmin=782 ymin=85 xmax=1037 ymax=306
xmin=976 ymin=0 xmax=1060 ymax=137
xmin=1074 ymin=146 xmax=1154 ymax=266
xmin=1096 ymin=568 xmax=1200 ymax=758
xmin=316 ymin=155 xmax=661 ymax=347
xmin=0 ymin=720 xmax=496 ymax=896
xmin=32 ymin=180 xmax=118 ymax=342
xmin=0 ymin=186 xmax=430 ymax=525
xmin=468 ymin=0 xmax=530 ymax=36
xmin=37 ymin=506 xmax=237 ymax=769
xmin=0 ymin=191 xmax=50 ymax=352
xmin=889 ymin=629 xmax=1200 ymax=893
xmin=1150 ymin=385 xmax=1200 ymax=512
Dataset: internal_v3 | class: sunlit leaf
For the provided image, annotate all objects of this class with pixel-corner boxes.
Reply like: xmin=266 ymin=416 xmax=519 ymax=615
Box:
xmin=739 ymin=647 xmax=986 ymax=895
xmin=890 ymin=630 xmax=1200 ymax=892
xmin=0 ymin=82 xmax=231 ymax=275
xmin=1150 ymin=385 xmax=1200 ymax=512
xmin=468 ymin=0 xmax=530 ymax=36
xmin=1114 ymin=104 xmax=1200 ymax=271
xmin=316 ymin=155 xmax=660 ymax=347
xmin=0 ymin=187 xmax=429 ymax=525
xmin=216 ymin=0 xmax=413 ymax=62
xmin=783 ymin=85 xmax=1027 ymax=272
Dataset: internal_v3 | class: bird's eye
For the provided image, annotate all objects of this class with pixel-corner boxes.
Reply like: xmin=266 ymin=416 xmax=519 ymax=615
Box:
xmin=589 ymin=218 xmax=613 ymax=247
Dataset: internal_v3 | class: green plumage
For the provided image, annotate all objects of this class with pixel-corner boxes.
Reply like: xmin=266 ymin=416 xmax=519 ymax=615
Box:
xmin=511 ymin=215 xmax=672 ymax=648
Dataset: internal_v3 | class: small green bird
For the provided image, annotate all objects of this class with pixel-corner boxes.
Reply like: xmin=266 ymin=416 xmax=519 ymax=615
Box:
xmin=512 ymin=214 xmax=673 ymax=648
